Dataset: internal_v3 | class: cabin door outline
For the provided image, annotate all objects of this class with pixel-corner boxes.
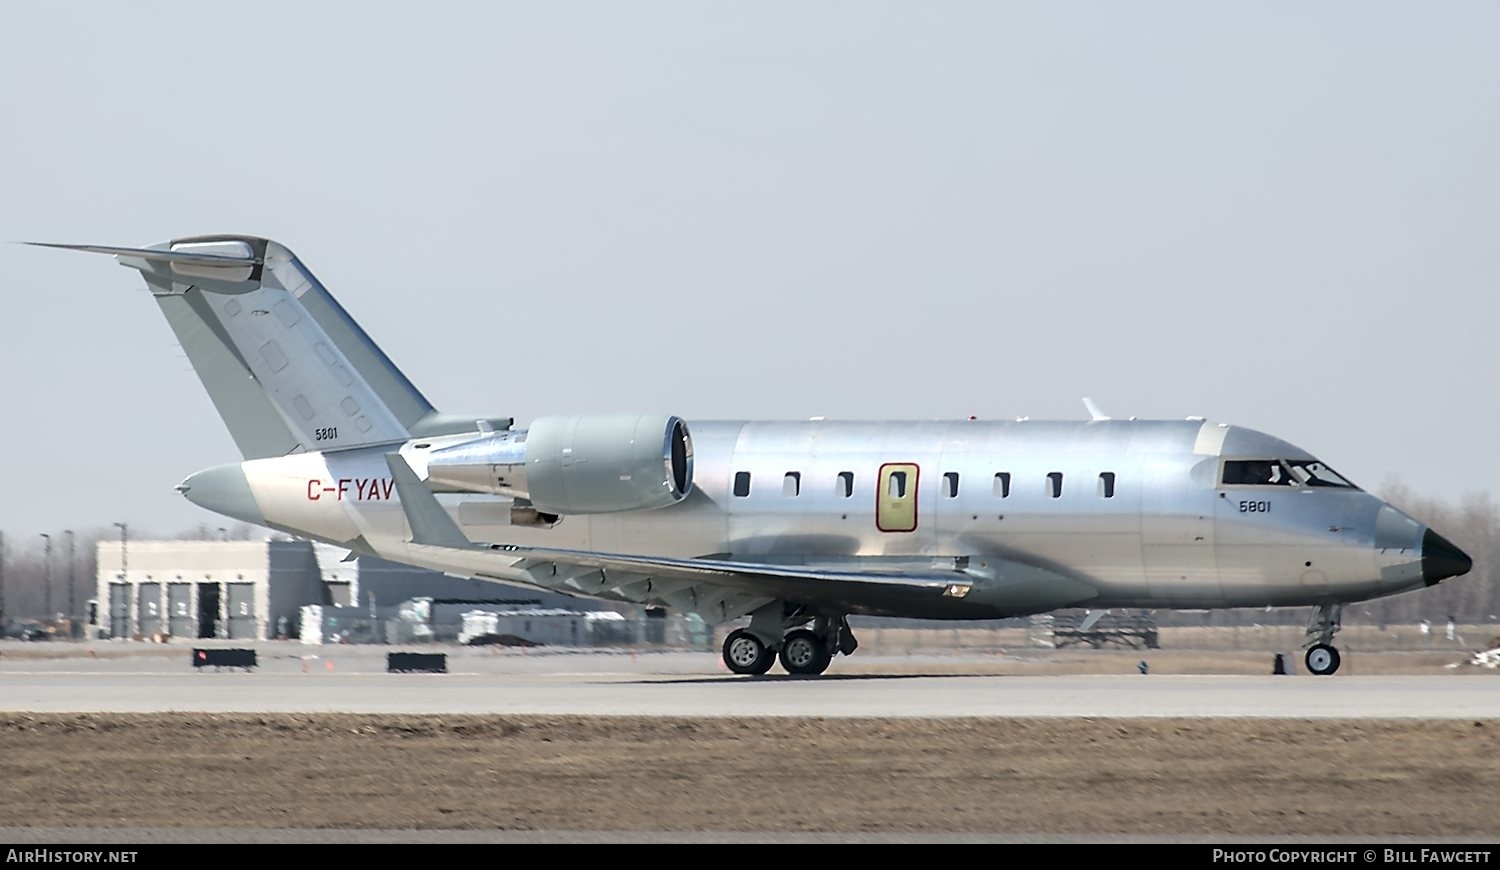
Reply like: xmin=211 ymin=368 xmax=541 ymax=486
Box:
xmin=876 ymin=462 xmax=920 ymax=532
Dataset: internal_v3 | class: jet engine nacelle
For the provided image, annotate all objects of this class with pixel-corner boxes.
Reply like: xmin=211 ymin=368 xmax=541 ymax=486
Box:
xmin=424 ymin=414 xmax=693 ymax=515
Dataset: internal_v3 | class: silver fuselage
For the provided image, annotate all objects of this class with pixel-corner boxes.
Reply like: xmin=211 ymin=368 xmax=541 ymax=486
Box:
xmin=220 ymin=417 xmax=1431 ymax=620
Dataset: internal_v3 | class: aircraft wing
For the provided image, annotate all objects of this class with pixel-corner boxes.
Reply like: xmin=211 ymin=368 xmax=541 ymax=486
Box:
xmin=386 ymin=454 xmax=977 ymax=622
xmin=480 ymin=544 xmax=975 ymax=622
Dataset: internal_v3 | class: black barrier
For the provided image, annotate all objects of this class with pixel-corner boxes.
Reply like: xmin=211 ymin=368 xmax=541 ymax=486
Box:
xmin=388 ymin=652 xmax=447 ymax=673
xmin=193 ymin=648 xmax=257 ymax=670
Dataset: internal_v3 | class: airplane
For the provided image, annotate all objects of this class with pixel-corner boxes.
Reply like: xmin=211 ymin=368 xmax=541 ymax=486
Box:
xmin=35 ymin=235 xmax=1472 ymax=677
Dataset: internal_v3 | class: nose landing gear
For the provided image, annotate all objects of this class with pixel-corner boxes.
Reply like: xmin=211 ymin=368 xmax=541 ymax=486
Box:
xmin=1304 ymin=604 xmax=1344 ymax=676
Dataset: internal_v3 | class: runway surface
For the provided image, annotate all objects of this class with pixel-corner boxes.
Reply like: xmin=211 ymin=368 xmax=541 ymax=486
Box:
xmin=2 ymin=646 xmax=1497 ymax=717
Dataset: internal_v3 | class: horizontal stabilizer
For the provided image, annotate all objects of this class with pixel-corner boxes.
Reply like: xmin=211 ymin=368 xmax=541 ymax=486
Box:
xmin=26 ymin=241 xmax=260 ymax=265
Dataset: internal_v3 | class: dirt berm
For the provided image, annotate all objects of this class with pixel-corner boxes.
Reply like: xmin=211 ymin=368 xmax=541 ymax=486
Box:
xmin=1 ymin=713 xmax=1495 ymax=836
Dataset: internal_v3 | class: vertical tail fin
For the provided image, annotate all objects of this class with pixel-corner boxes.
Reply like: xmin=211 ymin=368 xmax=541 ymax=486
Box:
xmin=36 ymin=236 xmax=497 ymax=458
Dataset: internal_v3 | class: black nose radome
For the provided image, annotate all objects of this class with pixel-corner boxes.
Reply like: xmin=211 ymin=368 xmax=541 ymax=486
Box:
xmin=1422 ymin=529 xmax=1473 ymax=586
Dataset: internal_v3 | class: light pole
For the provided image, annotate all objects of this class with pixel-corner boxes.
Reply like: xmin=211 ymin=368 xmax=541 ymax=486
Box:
xmin=65 ymin=530 xmax=76 ymax=639
xmin=40 ymin=533 xmax=52 ymax=624
xmin=113 ymin=522 xmax=128 ymax=583
xmin=112 ymin=523 xmax=128 ymax=644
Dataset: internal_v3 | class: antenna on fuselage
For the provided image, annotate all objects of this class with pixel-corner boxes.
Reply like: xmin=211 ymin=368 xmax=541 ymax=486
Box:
xmin=1082 ymin=398 xmax=1110 ymax=422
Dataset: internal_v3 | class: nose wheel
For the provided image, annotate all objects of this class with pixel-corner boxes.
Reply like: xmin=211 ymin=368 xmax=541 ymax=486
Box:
xmin=1304 ymin=643 xmax=1341 ymax=676
xmin=1304 ymin=604 xmax=1344 ymax=676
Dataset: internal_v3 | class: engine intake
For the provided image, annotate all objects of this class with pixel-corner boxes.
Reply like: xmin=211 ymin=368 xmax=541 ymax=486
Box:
xmin=424 ymin=414 xmax=693 ymax=515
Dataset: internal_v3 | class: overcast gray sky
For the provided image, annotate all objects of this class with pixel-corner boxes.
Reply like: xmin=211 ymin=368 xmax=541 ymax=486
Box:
xmin=1 ymin=1 xmax=1496 ymax=544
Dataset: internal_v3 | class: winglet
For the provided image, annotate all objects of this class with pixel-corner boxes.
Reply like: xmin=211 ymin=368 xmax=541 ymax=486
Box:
xmin=1082 ymin=398 xmax=1110 ymax=422
xmin=385 ymin=453 xmax=473 ymax=548
xmin=1078 ymin=609 xmax=1109 ymax=631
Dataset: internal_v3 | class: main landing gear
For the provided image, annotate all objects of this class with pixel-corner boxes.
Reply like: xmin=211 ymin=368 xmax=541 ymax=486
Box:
xmin=778 ymin=629 xmax=831 ymax=675
xmin=722 ymin=629 xmax=775 ymax=675
xmin=721 ymin=612 xmax=858 ymax=677
xmin=1304 ymin=603 xmax=1343 ymax=676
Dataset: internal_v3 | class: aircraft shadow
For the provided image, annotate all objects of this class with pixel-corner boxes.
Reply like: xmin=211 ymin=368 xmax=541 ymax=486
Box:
xmin=615 ymin=672 xmax=999 ymax=685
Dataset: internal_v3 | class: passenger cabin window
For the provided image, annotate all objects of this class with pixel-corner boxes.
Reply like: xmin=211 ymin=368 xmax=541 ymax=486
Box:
xmin=1047 ymin=472 xmax=1063 ymax=498
xmin=888 ymin=471 xmax=908 ymax=498
xmin=943 ymin=472 xmax=960 ymax=498
xmin=1099 ymin=472 xmax=1116 ymax=499
xmin=837 ymin=471 xmax=854 ymax=498
xmin=783 ymin=472 xmax=801 ymax=497
xmin=733 ymin=471 xmax=751 ymax=497
xmin=993 ymin=472 xmax=1011 ymax=498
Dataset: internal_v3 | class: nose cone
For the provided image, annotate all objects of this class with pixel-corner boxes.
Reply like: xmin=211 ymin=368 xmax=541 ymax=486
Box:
xmin=177 ymin=464 xmax=265 ymax=526
xmin=1422 ymin=528 xmax=1473 ymax=586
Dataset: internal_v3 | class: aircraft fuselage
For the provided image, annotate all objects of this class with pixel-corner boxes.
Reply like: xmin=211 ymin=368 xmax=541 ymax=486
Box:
xmin=192 ymin=417 xmax=1439 ymax=619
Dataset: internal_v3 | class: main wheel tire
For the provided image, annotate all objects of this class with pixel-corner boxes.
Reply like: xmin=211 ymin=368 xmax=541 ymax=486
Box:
xmin=778 ymin=628 xmax=832 ymax=675
xmin=723 ymin=629 xmax=774 ymax=675
xmin=1305 ymin=643 xmax=1342 ymax=676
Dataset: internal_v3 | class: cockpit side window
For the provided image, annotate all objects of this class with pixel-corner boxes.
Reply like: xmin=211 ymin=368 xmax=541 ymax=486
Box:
xmin=1221 ymin=459 xmax=1297 ymax=486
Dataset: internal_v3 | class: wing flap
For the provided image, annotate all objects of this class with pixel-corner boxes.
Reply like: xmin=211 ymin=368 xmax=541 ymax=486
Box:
xmin=489 ymin=543 xmax=970 ymax=595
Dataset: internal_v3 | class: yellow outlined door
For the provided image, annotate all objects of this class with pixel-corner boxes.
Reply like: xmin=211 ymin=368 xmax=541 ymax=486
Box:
xmin=877 ymin=462 xmax=919 ymax=532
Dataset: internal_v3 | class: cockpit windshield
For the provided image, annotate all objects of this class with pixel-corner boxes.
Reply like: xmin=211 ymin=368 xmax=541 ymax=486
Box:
xmin=1284 ymin=460 xmax=1358 ymax=489
xmin=1221 ymin=459 xmax=1359 ymax=490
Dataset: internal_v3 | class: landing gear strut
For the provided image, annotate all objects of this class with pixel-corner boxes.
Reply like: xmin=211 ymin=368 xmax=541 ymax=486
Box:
xmin=1304 ymin=604 xmax=1343 ymax=676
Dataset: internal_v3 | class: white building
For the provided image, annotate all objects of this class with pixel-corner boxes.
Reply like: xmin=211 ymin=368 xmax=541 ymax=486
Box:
xmin=95 ymin=539 xmax=327 ymax=640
